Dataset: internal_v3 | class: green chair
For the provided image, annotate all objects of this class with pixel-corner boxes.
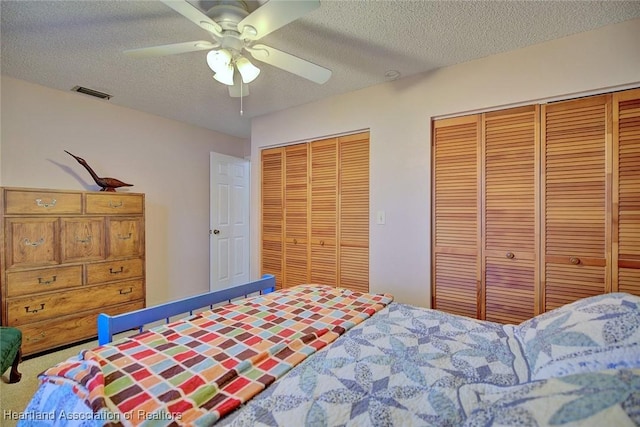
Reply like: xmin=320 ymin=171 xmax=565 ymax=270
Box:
xmin=0 ymin=327 xmax=22 ymax=383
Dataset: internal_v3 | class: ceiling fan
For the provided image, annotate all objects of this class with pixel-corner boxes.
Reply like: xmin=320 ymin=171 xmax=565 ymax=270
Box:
xmin=125 ymin=0 xmax=332 ymax=97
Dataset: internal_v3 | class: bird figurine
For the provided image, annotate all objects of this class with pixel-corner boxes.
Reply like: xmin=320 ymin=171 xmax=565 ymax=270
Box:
xmin=64 ymin=150 xmax=133 ymax=192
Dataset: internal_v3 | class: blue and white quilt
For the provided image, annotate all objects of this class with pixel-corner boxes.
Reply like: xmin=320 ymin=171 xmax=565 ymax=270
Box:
xmin=222 ymin=293 xmax=640 ymax=427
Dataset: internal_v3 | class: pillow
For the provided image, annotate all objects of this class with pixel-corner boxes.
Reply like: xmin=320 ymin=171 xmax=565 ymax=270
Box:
xmin=514 ymin=293 xmax=640 ymax=380
xmin=460 ymin=369 xmax=640 ymax=427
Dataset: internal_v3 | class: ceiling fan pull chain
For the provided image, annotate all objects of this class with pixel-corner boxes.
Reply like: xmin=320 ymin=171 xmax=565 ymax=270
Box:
xmin=240 ymin=83 xmax=244 ymax=116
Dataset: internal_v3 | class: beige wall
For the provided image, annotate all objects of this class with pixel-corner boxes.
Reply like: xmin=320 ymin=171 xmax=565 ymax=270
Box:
xmin=0 ymin=77 xmax=250 ymax=305
xmin=250 ymin=18 xmax=640 ymax=307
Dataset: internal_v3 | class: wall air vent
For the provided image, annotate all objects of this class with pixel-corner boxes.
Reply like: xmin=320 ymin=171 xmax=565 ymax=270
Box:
xmin=71 ymin=86 xmax=112 ymax=100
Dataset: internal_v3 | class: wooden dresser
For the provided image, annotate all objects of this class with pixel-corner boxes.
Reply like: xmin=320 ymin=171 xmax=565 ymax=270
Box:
xmin=0 ymin=187 xmax=145 ymax=355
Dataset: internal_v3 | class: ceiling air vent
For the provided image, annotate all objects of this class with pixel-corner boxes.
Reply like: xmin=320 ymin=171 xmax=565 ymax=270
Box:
xmin=71 ymin=86 xmax=112 ymax=100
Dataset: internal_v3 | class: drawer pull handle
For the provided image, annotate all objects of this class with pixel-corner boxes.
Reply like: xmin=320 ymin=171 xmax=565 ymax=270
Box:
xmin=117 ymin=233 xmax=132 ymax=240
xmin=570 ymin=257 xmax=581 ymax=265
xmin=35 ymin=198 xmax=57 ymax=208
xmin=23 ymin=237 xmax=45 ymax=247
xmin=119 ymin=287 xmax=133 ymax=295
xmin=75 ymin=235 xmax=92 ymax=244
xmin=293 ymin=238 xmax=297 ymax=245
xmin=321 ymin=240 xmax=325 ymax=246
xmin=26 ymin=332 xmax=46 ymax=342
xmin=25 ymin=303 xmax=45 ymax=313
xmin=38 ymin=275 xmax=57 ymax=285
xmin=110 ymin=266 xmax=124 ymax=274
xmin=506 ymin=252 xmax=515 ymax=259
xmin=109 ymin=200 xmax=123 ymax=208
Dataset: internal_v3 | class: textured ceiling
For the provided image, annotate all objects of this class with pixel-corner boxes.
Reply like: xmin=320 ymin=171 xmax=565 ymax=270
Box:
xmin=2 ymin=0 xmax=640 ymax=139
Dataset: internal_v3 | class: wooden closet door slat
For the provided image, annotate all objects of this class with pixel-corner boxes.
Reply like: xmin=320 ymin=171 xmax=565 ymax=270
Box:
xmin=433 ymin=115 xmax=480 ymax=317
xmin=284 ymin=144 xmax=309 ymax=287
xmin=310 ymin=138 xmax=337 ymax=285
xmin=542 ymin=95 xmax=611 ymax=310
xmin=339 ymin=132 xmax=369 ymax=292
xmin=483 ymin=106 xmax=538 ymax=323
xmin=261 ymin=148 xmax=284 ymax=289
xmin=614 ymin=88 xmax=640 ymax=296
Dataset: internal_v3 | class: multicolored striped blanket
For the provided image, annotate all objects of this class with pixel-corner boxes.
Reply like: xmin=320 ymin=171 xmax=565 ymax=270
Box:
xmin=38 ymin=285 xmax=393 ymax=426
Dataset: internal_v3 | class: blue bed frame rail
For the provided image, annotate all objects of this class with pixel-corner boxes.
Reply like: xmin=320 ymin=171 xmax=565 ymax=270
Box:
xmin=97 ymin=274 xmax=276 ymax=345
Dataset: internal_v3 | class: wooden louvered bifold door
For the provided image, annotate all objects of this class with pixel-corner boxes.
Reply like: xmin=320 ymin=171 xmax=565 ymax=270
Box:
xmin=261 ymin=148 xmax=284 ymax=289
xmin=310 ymin=138 xmax=338 ymax=285
xmin=339 ymin=132 xmax=369 ymax=292
xmin=614 ymin=88 xmax=640 ymax=296
xmin=541 ymin=94 xmax=611 ymax=311
xmin=284 ymin=144 xmax=309 ymax=288
xmin=482 ymin=106 xmax=539 ymax=323
xmin=433 ymin=115 xmax=480 ymax=318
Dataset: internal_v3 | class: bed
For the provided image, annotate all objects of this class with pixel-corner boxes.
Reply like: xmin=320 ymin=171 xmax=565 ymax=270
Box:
xmin=18 ymin=275 xmax=640 ymax=426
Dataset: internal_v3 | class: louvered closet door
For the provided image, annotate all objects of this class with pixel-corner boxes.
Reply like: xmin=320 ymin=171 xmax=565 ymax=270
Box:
xmin=261 ymin=148 xmax=284 ymax=289
xmin=482 ymin=106 xmax=539 ymax=323
xmin=542 ymin=94 xmax=611 ymax=311
xmin=614 ymin=88 xmax=640 ymax=296
xmin=433 ymin=115 xmax=480 ymax=317
xmin=310 ymin=138 xmax=338 ymax=285
xmin=339 ymin=132 xmax=369 ymax=292
xmin=284 ymin=144 xmax=309 ymax=288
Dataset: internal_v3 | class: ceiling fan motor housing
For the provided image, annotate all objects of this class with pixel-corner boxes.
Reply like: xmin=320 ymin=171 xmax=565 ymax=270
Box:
xmin=207 ymin=1 xmax=249 ymax=31
xmin=207 ymin=1 xmax=251 ymax=52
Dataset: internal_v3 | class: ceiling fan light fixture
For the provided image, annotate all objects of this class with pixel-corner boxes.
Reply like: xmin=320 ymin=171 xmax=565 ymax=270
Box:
xmin=213 ymin=64 xmax=235 ymax=86
xmin=207 ymin=49 xmax=232 ymax=73
xmin=236 ymin=56 xmax=260 ymax=84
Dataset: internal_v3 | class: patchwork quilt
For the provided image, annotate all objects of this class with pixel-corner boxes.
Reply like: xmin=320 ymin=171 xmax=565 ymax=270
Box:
xmin=24 ymin=285 xmax=392 ymax=426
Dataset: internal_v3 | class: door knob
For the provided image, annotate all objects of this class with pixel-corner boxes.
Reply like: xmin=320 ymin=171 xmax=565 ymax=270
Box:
xmin=212 ymin=229 xmax=220 ymax=235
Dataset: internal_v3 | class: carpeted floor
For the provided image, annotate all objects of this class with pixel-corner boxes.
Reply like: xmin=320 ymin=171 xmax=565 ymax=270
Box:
xmin=0 ymin=332 xmax=131 ymax=427
xmin=0 ymin=339 xmax=92 ymax=426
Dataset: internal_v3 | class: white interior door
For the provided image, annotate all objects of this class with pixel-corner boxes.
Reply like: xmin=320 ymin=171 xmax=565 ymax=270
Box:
xmin=210 ymin=152 xmax=250 ymax=291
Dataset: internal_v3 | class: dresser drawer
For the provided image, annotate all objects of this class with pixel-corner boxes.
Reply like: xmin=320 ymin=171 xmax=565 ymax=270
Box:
xmin=7 ymin=279 xmax=144 ymax=326
xmin=107 ymin=217 xmax=144 ymax=258
xmin=86 ymin=258 xmax=144 ymax=285
xmin=85 ymin=193 xmax=143 ymax=214
xmin=4 ymin=189 xmax=82 ymax=215
xmin=61 ymin=217 xmax=106 ymax=262
xmin=6 ymin=265 xmax=83 ymax=297
xmin=4 ymin=217 xmax=59 ymax=268
xmin=19 ymin=300 xmax=144 ymax=356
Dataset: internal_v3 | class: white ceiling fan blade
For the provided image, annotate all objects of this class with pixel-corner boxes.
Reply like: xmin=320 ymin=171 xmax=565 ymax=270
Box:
xmin=160 ymin=0 xmax=223 ymax=37
xmin=238 ymin=0 xmax=320 ymax=40
xmin=124 ymin=41 xmax=218 ymax=58
xmin=247 ymin=44 xmax=331 ymax=84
